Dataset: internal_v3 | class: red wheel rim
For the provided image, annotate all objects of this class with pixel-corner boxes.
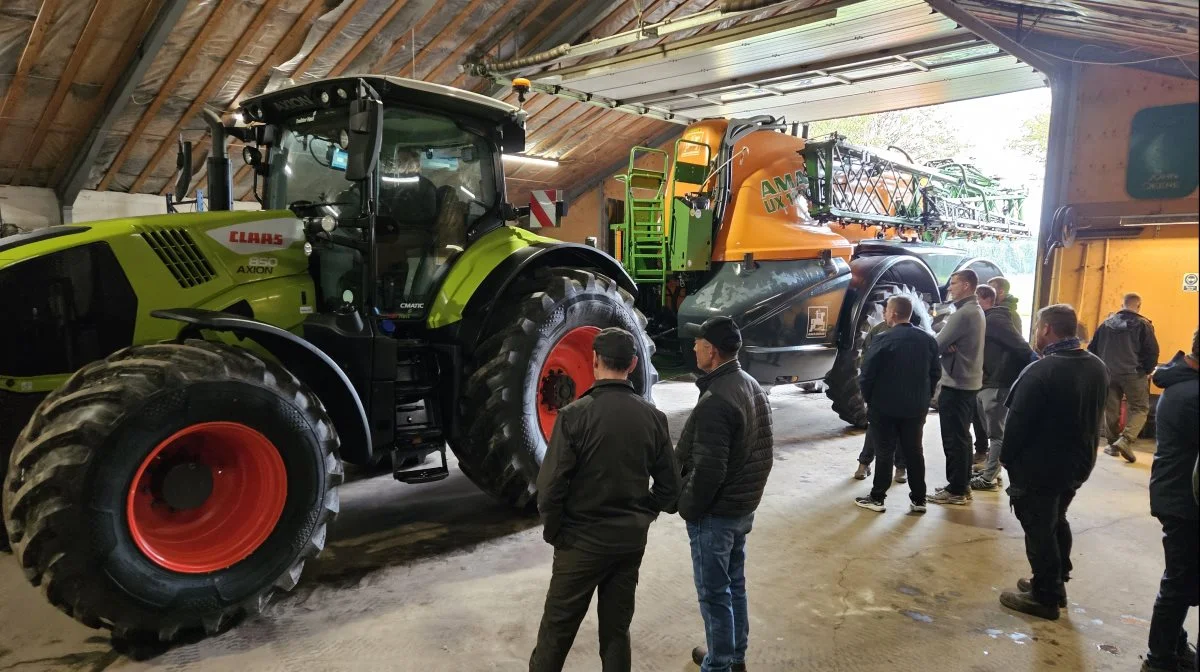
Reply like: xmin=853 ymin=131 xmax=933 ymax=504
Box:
xmin=537 ymin=326 xmax=601 ymax=441
xmin=126 ymin=422 xmax=288 ymax=574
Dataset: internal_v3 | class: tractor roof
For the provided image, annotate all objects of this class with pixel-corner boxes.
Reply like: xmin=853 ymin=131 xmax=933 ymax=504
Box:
xmin=240 ymin=75 xmax=523 ymax=126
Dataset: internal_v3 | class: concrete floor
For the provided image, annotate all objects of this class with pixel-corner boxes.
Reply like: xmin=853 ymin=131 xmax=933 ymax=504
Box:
xmin=0 ymin=381 xmax=1193 ymax=671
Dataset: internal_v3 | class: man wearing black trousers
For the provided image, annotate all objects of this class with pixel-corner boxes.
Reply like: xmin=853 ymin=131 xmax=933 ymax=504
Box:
xmin=999 ymin=305 xmax=1108 ymax=620
xmin=1142 ymin=330 xmax=1199 ymax=672
xmin=854 ymin=296 xmax=941 ymax=514
xmin=929 ymin=270 xmax=986 ymax=506
xmin=530 ymin=328 xmax=681 ymax=672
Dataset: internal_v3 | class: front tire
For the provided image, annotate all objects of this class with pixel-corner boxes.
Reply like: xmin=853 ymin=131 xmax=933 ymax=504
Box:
xmin=2 ymin=341 xmax=341 ymax=651
xmin=453 ymin=268 xmax=656 ymax=507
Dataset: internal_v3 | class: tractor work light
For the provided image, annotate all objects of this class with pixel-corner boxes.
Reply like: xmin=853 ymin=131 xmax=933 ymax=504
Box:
xmin=502 ymin=153 xmax=558 ymax=168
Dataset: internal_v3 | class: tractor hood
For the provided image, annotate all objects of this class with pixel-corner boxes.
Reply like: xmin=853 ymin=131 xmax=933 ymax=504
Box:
xmin=0 ymin=210 xmax=316 ymax=392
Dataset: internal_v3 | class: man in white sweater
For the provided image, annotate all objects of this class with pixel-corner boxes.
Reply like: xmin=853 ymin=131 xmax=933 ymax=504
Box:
xmin=930 ymin=270 xmax=986 ymax=505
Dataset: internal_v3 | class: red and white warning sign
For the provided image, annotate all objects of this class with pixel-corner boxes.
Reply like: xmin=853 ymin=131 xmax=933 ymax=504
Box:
xmin=529 ymin=189 xmax=560 ymax=229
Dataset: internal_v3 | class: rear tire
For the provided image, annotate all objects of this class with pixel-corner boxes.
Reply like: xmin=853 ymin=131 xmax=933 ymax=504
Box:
xmin=824 ymin=284 xmax=932 ymax=428
xmin=1 ymin=340 xmax=342 ymax=652
xmin=453 ymin=268 xmax=656 ymax=507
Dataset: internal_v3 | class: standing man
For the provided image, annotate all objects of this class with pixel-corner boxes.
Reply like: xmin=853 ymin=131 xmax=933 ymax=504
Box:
xmin=929 ymin=270 xmax=986 ymax=506
xmin=676 ymin=317 xmax=773 ymax=672
xmin=971 ymin=284 xmax=1037 ymax=491
xmin=530 ymin=328 xmax=680 ymax=672
xmin=987 ymin=276 xmax=1023 ymax=334
xmin=853 ymin=318 xmax=907 ymax=483
xmin=1142 ymin=330 xmax=1199 ymax=672
xmin=999 ymin=304 xmax=1108 ymax=620
xmin=1089 ymin=292 xmax=1160 ymax=462
xmin=853 ymin=295 xmax=940 ymax=513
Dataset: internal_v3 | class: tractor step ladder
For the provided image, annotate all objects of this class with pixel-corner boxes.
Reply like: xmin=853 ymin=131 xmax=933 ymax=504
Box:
xmin=613 ymin=147 xmax=670 ymax=287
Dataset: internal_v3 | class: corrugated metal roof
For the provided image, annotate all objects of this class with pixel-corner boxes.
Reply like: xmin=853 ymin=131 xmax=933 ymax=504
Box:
xmin=526 ymin=0 xmax=1048 ymax=123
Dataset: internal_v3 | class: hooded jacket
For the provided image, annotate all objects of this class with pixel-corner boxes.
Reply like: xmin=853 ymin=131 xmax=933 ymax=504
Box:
xmin=982 ymin=305 xmax=1036 ymax=389
xmin=1088 ymin=310 xmax=1160 ymax=376
xmin=935 ymin=295 xmax=986 ymax=391
xmin=1149 ymin=352 xmax=1200 ymax=520
xmin=1000 ymin=295 xmax=1022 ymax=334
xmin=674 ymin=360 xmax=773 ymax=520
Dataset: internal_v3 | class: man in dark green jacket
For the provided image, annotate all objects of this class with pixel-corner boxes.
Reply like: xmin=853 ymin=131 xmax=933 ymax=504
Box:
xmin=531 ymin=328 xmax=680 ymax=672
xmin=972 ymin=284 xmax=1037 ymax=491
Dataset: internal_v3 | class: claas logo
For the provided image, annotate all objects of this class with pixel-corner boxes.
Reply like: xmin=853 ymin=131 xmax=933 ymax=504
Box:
xmin=760 ymin=170 xmax=808 ymax=214
xmin=229 ymin=230 xmax=286 ymax=246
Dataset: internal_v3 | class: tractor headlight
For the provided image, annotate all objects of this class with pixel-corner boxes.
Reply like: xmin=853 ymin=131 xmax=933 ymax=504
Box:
xmin=320 ymin=215 xmax=337 ymax=233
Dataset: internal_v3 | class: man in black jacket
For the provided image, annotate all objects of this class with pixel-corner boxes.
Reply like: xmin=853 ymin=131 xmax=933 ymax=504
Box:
xmin=971 ymin=285 xmax=1037 ymax=491
xmin=1089 ymin=292 xmax=1160 ymax=462
xmin=853 ymin=295 xmax=940 ymax=513
xmin=676 ymin=317 xmax=773 ymax=672
xmin=530 ymin=328 xmax=680 ymax=672
xmin=1142 ymin=330 xmax=1199 ymax=672
xmin=999 ymin=304 xmax=1108 ymax=620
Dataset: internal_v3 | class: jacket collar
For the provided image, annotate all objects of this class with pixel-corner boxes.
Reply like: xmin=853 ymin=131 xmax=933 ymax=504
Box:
xmin=697 ymin=359 xmax=741 ymax=392
xmin=953 ymin=295 xmax=978 ymax=309
xmin=585 ymin=378 xmax=635 ymax=397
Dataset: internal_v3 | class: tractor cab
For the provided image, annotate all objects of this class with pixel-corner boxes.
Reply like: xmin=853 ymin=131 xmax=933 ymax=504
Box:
xmin=239 ymin=76 xmax=525 ymax=324
xmin=234 ymin=76 xmax=530 ymax=480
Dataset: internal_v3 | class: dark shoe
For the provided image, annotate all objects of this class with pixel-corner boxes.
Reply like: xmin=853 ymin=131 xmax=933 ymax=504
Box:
xmin=691 ymin=646 xmax=745 ymax=670
xmin=970 ymin=475 xmax=999 ymax=491
xmin=855 ymin=496 xmax=885 ymax=512
xmin=853 ymin=463 xmax=871 ymax=480
xmin=1016 ymin=578 xmax=1066 ymax=607
xmin=1139 ymin=663 xmax=1174 ymax=672
xmin=1114 ymin=439 xmax=1137 ymax=463
xmin=909 ymin=500 xmax=927 ymax=514
xmin=894 ymin=467 xmax=907 ymax=483
xmin=1000 ymin=590 xmax=1060 ymax=620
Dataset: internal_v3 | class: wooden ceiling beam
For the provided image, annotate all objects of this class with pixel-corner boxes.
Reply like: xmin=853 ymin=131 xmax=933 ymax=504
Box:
xmin=130 ymin=0 xmax=289 ymax=194
xmin=10 ymin=0 xmax=113 ymax=186
xmin=96 ymin=1 xmax=234 ymax=191
xmin=0 ymin=0 xmax=64 ymax=141
xmin=327 ymin=0 xmax=412 ymax=77
xmin=288 ymin=0 xmax=373 ymax=80
xmin=424 ymin=0 xmax=526 ymax=84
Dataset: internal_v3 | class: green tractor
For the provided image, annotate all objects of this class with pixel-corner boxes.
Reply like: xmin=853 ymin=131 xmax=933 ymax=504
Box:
xmin=0 ymin=76 xmax=655 ymax=649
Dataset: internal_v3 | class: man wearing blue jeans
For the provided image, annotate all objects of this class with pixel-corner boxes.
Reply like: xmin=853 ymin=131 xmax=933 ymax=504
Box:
xmin=674 ymin=317 xmax=774 ymax=672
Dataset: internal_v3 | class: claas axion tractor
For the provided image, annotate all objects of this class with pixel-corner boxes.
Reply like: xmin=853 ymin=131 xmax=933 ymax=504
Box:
xmin=0 ymin=77 xmax=657 ymax=649
xmin=607 ymin=115 xmax=1031 ymax=426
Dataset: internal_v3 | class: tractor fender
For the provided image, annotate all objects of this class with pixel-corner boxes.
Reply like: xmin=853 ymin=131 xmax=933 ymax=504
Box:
xmin=835 ymin=255 xmax=940 ymax=350
xmin=948 ymin=257 xmax=1004 ymax=294
xmin=456 ymin=242 xmax=637 ymax=352
xmin=151 ymin=308 xmax=371 ymax=464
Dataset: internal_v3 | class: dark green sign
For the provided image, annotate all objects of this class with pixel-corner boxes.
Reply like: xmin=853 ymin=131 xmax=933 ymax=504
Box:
xmin=1127 ymin=102 xmax=1199 ymax=199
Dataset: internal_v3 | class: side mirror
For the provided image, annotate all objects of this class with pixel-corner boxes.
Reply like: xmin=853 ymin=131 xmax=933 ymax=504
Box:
xmin=500 ymin=119 xmax=526 ymax=154
xmin=174 ymin=139 xmax=193 ymax=201
xmin=345 ymin=98 xmax=382 ymax=182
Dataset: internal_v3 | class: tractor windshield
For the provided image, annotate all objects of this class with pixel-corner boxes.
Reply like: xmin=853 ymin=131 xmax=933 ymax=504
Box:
xmin=269 ymin=106 xmax=499 ymax=317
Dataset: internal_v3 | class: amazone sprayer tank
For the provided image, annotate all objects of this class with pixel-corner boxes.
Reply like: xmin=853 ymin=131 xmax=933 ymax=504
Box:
xmin=610 ymin=115 xmax=1031 ymax=428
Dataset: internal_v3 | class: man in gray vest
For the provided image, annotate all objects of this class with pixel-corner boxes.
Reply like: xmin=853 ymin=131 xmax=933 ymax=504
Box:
xmin=929 ymin=270 xmax=986 ymax=506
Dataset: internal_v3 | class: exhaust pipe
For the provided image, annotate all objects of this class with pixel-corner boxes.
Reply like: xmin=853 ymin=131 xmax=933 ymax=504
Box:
xmin=203 ymin=108 xmax=232 ymax=211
